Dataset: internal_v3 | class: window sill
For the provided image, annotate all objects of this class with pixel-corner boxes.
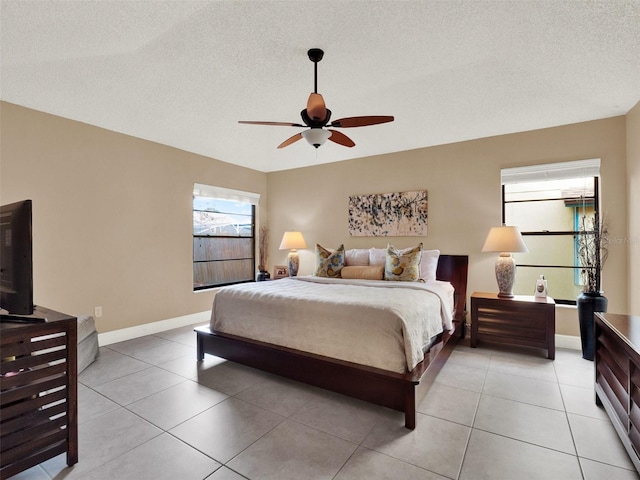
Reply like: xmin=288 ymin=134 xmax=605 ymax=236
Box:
xmin=556 ymin=303 xmax=577 ymax=310
xmin=194 ymin=287 xmax=222 ymax=294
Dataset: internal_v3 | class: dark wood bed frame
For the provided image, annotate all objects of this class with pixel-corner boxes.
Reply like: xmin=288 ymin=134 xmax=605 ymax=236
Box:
xmin=195 ymin=254 xmax=468 ymax=429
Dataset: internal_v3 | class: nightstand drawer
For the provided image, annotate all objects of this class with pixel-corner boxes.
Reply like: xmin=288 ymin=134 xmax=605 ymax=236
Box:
xmin=476 ymin=318 xmax=546 ymax=339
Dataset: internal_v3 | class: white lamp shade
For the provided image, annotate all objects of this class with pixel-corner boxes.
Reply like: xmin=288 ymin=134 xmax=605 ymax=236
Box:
xmin=302 ymin=129 xmax=331 ymax=148
xmin=279 ymin=231 xmax=307 ymax=250
xmin=482 ymin=226 xmax=529 ymax=253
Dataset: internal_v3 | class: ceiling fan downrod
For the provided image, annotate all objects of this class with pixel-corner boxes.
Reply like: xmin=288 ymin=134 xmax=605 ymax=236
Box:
xmin=308 ymin=48 xmax=324 ymax=94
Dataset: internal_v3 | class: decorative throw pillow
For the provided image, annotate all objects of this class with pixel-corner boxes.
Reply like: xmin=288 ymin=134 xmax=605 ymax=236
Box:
xmin=314 ymin=244 xmax=345 ymax=278
xmin=420 ymin=249 xmax=441 ymax=281
xmin=341 ymin=266 xmax=385 ymax=280
xmin=385 ymin=243 xmax=423 ymax=282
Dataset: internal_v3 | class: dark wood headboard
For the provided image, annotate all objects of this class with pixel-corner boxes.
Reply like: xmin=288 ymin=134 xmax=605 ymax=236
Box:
xmin=435 ymin=254 xmax=469 ymax=323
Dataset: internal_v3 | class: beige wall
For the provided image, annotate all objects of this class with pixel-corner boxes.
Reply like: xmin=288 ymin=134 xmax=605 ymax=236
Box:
xmin=628 ymin=101 xmax=640 ymax=315
xmin=267 ymin=116 xmax=629 ymax=335
xmin=2 ymin=101 xmax=633 ymax=336
xmin=0 ymin=102 xmax=267 ymax=333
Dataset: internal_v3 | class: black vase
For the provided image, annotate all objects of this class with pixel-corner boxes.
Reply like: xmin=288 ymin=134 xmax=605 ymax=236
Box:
xmin=256 ymin=270 xmax=270 ymax=282
xmin=577 ymin=292 xmax=608 ymax=361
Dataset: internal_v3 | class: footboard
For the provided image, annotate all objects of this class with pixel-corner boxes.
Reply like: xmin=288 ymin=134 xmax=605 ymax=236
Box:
xmin=196 ymin=312 xmax=464 ymax=429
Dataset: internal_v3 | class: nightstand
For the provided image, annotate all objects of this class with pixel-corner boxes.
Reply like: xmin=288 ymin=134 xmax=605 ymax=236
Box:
xmin=470 ymin=291 xmax=556 ymax=359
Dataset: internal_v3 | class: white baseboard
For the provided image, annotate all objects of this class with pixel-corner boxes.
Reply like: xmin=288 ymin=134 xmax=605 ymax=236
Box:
xmin=98 ymin=313 xmax=582 ymax=353
xmin=555 ymin=334 xmax=581 ymax=351
xmin=98 ymin=311 xmax=211 ymax=346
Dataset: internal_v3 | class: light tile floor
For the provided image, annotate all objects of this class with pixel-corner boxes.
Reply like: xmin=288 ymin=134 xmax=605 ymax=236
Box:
xmin=10 ymin=325 xmax=640 ymax=480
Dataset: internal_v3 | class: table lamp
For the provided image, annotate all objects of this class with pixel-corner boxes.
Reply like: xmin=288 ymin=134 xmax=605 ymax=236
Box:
xmin=482 ymin=225 xmax=529 ymax=298
xmin=279 ymin=231 xmax=307 ymax=277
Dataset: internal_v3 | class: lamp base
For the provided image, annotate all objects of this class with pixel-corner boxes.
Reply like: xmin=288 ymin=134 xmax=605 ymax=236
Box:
xmin=495 ymin=252 xmax=516 ymax=298
xmin=497 ymin=292 xmax=515 ymax=298
xmin=287 ymin=250 xmax=300 ymax=277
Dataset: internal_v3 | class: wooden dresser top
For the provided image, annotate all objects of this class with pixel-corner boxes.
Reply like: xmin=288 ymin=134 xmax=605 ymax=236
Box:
xmin=596 ymin=312 xmax=640 ymax=355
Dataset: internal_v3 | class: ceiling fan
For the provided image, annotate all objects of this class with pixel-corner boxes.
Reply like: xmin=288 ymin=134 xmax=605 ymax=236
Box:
xmin=239 ymin=48 xmax=394 ymax=149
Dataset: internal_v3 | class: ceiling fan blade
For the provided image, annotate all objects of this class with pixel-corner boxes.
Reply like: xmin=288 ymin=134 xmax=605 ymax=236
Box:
xmin=277 ymin=133 xmax=303 ymax=149
xmin=239 ymin=121 xmax=305 ymax=127
xmin=329 ymin=116 xmax=394 ymax=128
xmin=328 ymin=129 xmax=355 ymax=148
xmin=306 ymin=93 xmax=327 ymax=122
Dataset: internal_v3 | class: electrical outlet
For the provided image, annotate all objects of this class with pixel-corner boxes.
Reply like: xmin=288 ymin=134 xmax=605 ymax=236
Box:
xmin=94 ymin=306 xmax=102 ymax=318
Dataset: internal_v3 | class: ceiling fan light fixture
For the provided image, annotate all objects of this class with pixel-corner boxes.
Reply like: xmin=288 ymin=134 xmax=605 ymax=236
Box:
xmin=302 ymin=128 xmax=331 ymax=148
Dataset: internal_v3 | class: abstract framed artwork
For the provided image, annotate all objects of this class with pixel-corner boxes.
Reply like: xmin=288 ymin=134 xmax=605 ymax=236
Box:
xmin=348 ymin=190 xmax=428 ymax=237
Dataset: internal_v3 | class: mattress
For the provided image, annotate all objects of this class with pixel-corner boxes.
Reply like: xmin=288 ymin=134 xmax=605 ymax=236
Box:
xmin=77 ymin=314 xmax=99 ymax=373
xmin=210 ymin=276 xmax=454 ymax=373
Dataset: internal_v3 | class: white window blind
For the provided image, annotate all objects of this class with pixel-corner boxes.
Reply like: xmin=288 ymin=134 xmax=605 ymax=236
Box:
xmin=193 ymin=183 xmax=260 ymax=205
xmin=501 ymin=158 xmax=601 ymax=185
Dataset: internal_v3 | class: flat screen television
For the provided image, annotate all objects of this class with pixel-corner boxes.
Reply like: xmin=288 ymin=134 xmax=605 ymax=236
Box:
xmin=0 ymin=199 xmax=34 ymax=315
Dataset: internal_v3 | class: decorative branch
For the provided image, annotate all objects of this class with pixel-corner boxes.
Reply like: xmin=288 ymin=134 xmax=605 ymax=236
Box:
xmin=258 ymin=226 xmax=269 ymax=272
xmin=578 ymin=212 xmax=608 ymax=293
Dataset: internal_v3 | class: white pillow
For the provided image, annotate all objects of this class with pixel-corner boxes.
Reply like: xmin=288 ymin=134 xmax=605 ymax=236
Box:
xmin=345 ymin=248 xmax=370 ymax=266
xmin=420 ymin=249 xmax=440 ymax=281
xmin=369 ymin=248 xmax=387 ymax=267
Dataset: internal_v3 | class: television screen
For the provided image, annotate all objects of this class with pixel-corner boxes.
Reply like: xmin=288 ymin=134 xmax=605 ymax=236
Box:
xmin=0 ymin=199 xmax=34 ymax=315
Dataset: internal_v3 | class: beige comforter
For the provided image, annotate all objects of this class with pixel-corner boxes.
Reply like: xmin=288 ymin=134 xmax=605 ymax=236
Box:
xmin=210 ymin=276 xmax=454 ymax=373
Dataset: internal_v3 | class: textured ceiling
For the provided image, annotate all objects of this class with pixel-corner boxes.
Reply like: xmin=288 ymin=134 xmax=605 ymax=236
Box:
xmin=1 ymin=0 xmax=639 ymax=172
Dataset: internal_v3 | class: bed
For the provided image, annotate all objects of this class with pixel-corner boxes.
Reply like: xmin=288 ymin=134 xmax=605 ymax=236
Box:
xmin=195 ymin=252 xmax=468 ymax=429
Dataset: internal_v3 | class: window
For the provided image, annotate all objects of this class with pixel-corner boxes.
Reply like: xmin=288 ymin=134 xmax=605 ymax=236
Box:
xmin=501 ymin=159 xmax=600 ymax=304
xmin=193 ymin=184 xmax=259 ymax=290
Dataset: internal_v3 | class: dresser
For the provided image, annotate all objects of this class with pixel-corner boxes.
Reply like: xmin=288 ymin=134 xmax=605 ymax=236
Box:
xmin=595 ymin=312 xmax=640 ymax=473
xmin=0 ymin=307 xmax=78 ymax=479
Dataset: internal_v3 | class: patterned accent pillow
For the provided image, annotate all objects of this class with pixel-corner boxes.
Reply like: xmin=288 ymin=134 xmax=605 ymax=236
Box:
xmin=385 ymin=243 xmax=423 ymax=282
xmin=314 ymin=244 xmax=345 ymax=278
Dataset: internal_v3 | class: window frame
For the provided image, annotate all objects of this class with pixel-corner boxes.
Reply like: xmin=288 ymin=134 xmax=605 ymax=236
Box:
xmin=501 ymin=160 xmax=601 ymax=305
xmin=192 ymin=184 xmax=260 ymax=291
